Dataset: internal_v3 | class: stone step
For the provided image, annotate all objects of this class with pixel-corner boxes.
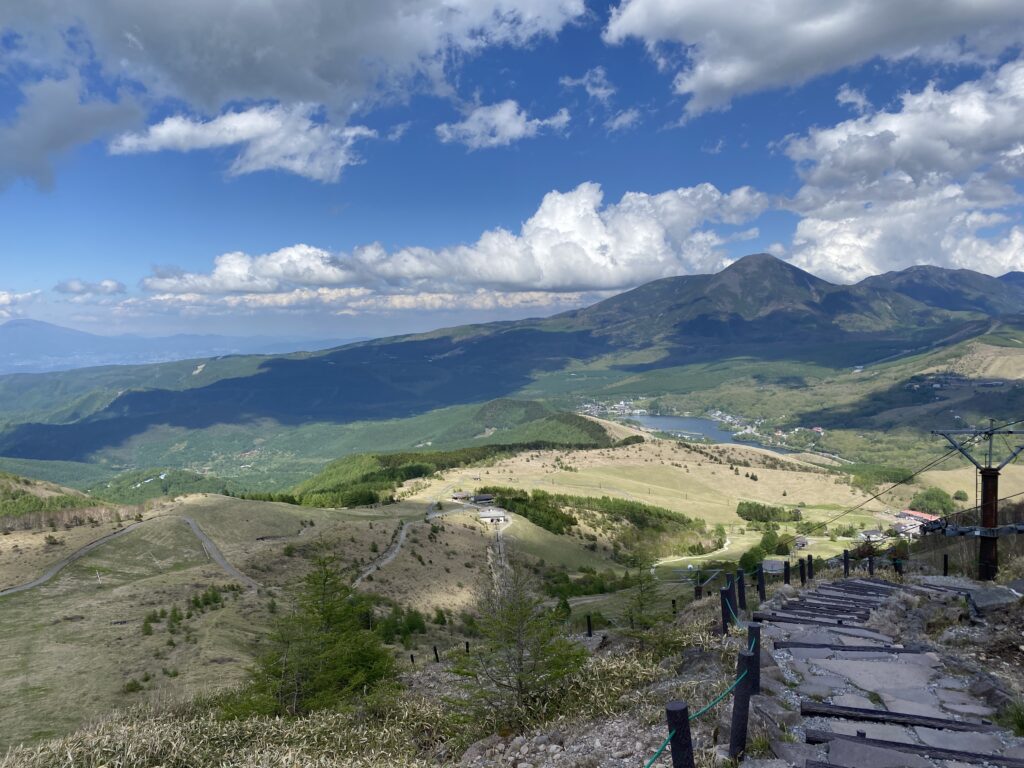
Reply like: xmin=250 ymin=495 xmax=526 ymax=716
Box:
xmin=804 ymin=729 xmax=1024 ymax=767
xmin=800 ymin=700 xmax=1000 ymax=732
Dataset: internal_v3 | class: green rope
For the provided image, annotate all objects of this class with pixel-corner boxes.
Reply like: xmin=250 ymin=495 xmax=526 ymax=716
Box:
xmin=726 ymin=595 xmax=741 ymax=625
xmin=689 ymin=669 xmax=748 ymax=721
xmin=643 ymin=729 xmax=676 ymax=768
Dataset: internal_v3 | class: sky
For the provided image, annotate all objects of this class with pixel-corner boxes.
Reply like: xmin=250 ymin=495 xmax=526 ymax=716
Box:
xmin=1 ymin=1 xmax=1024 ymax=338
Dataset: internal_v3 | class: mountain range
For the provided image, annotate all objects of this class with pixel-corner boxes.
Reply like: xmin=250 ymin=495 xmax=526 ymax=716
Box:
xmin=1 ymin=254 xmax=1021 ymax=473
xmin=0 ymin=319 xmax=360 ymax=374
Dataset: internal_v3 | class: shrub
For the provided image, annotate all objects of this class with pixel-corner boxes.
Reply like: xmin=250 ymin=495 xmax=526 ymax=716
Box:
xmin=909 ymin=487 xmax=954 ymax=515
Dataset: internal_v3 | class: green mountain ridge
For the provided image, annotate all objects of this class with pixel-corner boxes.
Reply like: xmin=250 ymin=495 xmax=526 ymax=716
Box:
xmin=0 ymin=254 xmax=1020 ymax=475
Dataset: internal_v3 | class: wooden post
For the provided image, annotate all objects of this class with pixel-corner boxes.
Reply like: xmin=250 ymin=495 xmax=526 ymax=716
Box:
xmin=798 ymin=558 xmax=807 ymax=587
xmin=756 ymin=565 xmax=766 ymax=602
xmin=807 ymin=554 xmax=814 ymax=580
xmin=465 ymin=640 xmax=470 ymax=653
xmin=736 ymin=569 xmax=747 ymax=611
xmin=672 ymin=598 xmax=677 ymax=616
xmin=665 ymin=701 xmax=696 ymax=768
xmin=586 ymin=613 xmax=593 ymax=638
xmin=843 ymin=549 xmax=850 ymax=578
xmin=694 ymin=582 xmax=703 ymax=600
xmin=747 ymin=622 xmax=761 ymax=694
xmin=784 ymin=560 xmax=791 ymax=585
xmin=410 ymin=653 xmax=415 ymax=666
xmin=729 ymin=650 xmax=754 ymax=758
xmin=433 ymin=645 xmax=440 ymax=663
xmin=720 ymin=587 xmax=731 ymax=636
xmin=868 ymin=556 xmax=874 ymax=576
xmin=894 ymin=559 xmax=903 ymax=576
xmin=727 ymin=575 xmax=738 ymax=618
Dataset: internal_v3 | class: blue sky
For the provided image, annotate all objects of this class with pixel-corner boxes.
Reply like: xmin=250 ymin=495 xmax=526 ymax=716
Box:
xmin=1 ymin=1 xmax=1023 ymax=337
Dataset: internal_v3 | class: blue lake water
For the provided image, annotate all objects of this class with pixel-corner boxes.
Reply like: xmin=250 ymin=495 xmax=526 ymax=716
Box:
xmin=631 ymin=415 xmax=794 ymax=455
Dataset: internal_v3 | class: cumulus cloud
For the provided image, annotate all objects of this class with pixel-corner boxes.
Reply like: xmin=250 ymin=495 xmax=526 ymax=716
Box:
xmin=560 ymin=67 xmax=616 ymax=103
xmin=111 ymin=104 xmax=376 ymax=182
xmin=603 ymin=0 xmax=1024 ymax=115
xmin=785 ymin=60 xmax=1024 ymax=281
xmin=836 ymin=84 xmax=871 ymax=114
xmin=0 ymin=0 xmax=585 ymax=185
xmin=136 ymin=181 xmax=768 ymax=314
xmin=0 ymin=74 xmax=140 ymax=190
xmin=605 ymin=108 xmax=641 ymax=132
xmin=436 ymin=101 xmax=570 ymax=149
xmin=0 ymin=290 xmax=40 ymax=318
xmin=54 ymin=278 xmax=127 ymax=296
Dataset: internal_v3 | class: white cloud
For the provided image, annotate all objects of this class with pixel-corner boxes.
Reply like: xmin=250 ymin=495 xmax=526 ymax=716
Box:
xmin=436 ymin=100 xmax=570 ymax=149
xmin=560 ymin=67 xmax=616 ymax=103
xmin=785 ymin=60 xmax=1024 ymax=281
xmin=0 ymin=290 xmax=40 ymax=318
xmin=54 ymin=278 xmax=126 ymax=296
xmin=111 ymin=104 xmax=376 ymax=182
xmin=836 ymin=84 xmax=871 ymax=114
xmin=603 ymin=0 xmax=1024 ymax=115
xmin=605 ymin=108 xmax=641 ymax=132
xmin=1 ymin=0 xmax=585 ymax=185
xmin=0 ymin=74 xmax=140 ymax=190
xmin=136 ymin=181 xmax=768 ymax=314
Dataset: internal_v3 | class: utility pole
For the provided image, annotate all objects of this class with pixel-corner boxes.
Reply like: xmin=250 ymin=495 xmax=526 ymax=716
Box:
xmin=933 ymin=421 xmax=1024 ymax=580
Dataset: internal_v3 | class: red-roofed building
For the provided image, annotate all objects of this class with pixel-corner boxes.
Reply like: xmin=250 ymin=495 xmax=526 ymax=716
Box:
xmin=899 ymin=509 xmax=940 ymax=523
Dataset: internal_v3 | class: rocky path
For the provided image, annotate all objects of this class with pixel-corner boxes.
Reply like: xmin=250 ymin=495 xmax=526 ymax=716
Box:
xmin=749 ymin=577 xmax=1024 ymax=767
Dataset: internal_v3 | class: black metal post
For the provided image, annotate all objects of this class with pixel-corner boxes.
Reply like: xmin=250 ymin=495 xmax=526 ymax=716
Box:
xmin=783 ymin=560 xmax=791 ymax=585
xmin=665 ymin=701 xmax=696 ymax=768
xmin=736 ymin=569 xmax=747 ymax=611
xmin=672 ymin=598 xmax=677 ymax=616
xmin=729 ymin=650 xmax=754 ymax=758
xmin=843 ymin=549 xmax=850 ymax=578
xmin=868 ymin=556 xmax=874 ymax=576
xmin=798 ymin=558 xmax=807 ymax=586
xmin=756 ymin=565 xmax=766 ymax=602
xmin=746 ymin=622 xmax=761 ymax=694
xmin=410 ymin=653 xmax=415 ymax=666
xmin=694 ymin=582 xmax=703 ymax=600
xmin=807 ymin=554 xmax=814 ymax=580
xmin=980 ymin=467 xmax=999 ymax=581
xmin=433 ymin=645 xmax=440 ymax=663
xmin=586 ymin=613 xmax=593 ymax=638
xmin=943 ymin=553 xmax=949 ymax=577
xmin=720 ymin=587 xmax=731 ymax=636
xmin=465 ymin=640 xmax=470 ymax=653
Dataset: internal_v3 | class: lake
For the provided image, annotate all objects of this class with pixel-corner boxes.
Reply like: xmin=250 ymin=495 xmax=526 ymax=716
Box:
xmin=630 ymin=414 xmax=793 ymax=454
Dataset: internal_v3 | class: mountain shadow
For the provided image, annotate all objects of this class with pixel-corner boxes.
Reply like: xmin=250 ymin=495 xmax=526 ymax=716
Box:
xmin=0 ymin=329 xmax=612 ymax=462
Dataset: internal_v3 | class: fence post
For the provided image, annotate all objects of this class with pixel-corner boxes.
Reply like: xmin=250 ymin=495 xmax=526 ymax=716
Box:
xmin=720 ymin=587 xmax=731 ymax=636
xmin=943 ymin=553 xmax=949 ymax=576
xmin=736 ymin=569 xmax=747 ymax=611
xmin=798 ymin=558 xmax=807 ymax=587
xmin=672 ymin=598 xmax=677 ymax=616
xmin=784 ymin=560 xmax=791 ymax=585
xmin=756 ymin=565 xmax=766 ymax=602
xmin=894 ymin=558 xmax=903 ymax=577
xmin=586 ymin=614 xmax=593 ymax=638
xmin=694 ymin=581 xmax=703 ymax=600
xmin=868 ymin=556 xmax=874 ymax=576
xmin=843 ymin=549 xmax=850 ymax=578
xmin=746 ymin=622 xmax=762 ymax=694
xmin=410 ymin=653 xmax=415 ymax=666
xmin=433 ymin=645 xmax=440 ymax=663
xmin=807 ymin=554 xmax=814 ymax=580
xmin=665 ymin=701 xmax=696 ymax=768
xmin=729 ymin=650 xmax=754 ymax=758
xmin=727 ymin=575 xmax=738 ymax=618
xmin=465 ymin=640 xmax=470 ymax=653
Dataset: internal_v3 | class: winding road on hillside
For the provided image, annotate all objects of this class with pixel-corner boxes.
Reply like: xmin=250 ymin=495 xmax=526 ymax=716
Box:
xmin=0 ymin=515 xmax=257 ymax=598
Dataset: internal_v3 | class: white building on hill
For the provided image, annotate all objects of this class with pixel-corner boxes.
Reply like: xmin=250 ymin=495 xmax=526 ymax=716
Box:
xmin=478 ymin=508 xmax=508 ymax=524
